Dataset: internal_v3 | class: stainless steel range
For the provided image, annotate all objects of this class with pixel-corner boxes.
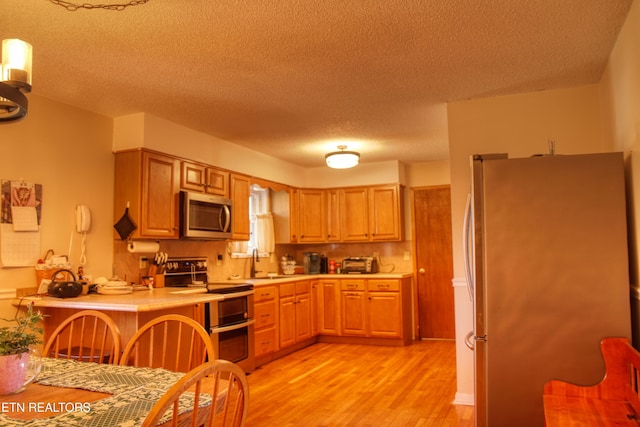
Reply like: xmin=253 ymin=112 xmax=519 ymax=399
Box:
xmin=163 ymin=257 xmax=209 ymax=287
xmin=163 ymin=257 xmax=255 ymax=373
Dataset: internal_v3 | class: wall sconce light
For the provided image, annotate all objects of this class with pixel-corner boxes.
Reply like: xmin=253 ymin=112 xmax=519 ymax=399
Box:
xmin=325 ymin=145 xmax=360 ymax=169
xmin=0 ymin=39 xmax=33 ymax=123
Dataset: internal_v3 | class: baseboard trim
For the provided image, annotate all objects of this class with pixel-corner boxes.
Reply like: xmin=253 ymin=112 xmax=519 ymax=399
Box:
xmin=453 ymin=392 xmax=474 ymax=406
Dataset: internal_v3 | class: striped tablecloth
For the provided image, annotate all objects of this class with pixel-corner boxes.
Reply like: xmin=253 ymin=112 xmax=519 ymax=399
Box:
xmin=0 ymin=357 xmax=211 ymax=426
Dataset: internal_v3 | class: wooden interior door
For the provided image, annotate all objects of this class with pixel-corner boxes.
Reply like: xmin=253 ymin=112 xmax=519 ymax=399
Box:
xmin=413 ymin=185 xmax=454 ymax=339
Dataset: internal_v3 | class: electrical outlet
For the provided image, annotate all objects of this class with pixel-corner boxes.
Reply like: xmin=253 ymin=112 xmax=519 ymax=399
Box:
xmin=373 ymin=252 xmax=379 ymax=259
xmin=403 ymin=251 xmax=410 ymax=261
xmin=217 ymin=253 xmax=223 ymax=266
xmin=139 ymin=256 xmax=148 ymax=269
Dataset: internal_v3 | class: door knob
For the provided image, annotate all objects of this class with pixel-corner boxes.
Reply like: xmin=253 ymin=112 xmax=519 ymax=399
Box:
xmin=418 ymin=268 xmax=426 ymax=274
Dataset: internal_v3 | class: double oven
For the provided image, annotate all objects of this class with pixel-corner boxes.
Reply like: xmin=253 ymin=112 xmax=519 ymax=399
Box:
xmin=163 ymin=257 xmax=255 ymax=372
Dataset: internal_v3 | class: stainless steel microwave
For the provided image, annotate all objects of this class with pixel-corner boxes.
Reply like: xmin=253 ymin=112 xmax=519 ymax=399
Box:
xmin=180 ymin=191 xmax=232 ymax=239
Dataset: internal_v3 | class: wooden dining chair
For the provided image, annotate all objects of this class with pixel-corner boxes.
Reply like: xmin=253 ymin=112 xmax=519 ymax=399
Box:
xmin=43 ymin=310 xmax=122 ymax=364
xmin=119 ymin=314 xmax=216 ymax=372
xmin=141 ymin=359 xmax=248 ymax=427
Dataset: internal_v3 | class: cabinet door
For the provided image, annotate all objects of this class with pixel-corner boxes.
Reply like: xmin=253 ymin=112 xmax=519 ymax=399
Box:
xmin=341 ymin=187 xmax=369 ymax=241
xmin=254 ymin=300 xmax=277 ymax=330
xmin=341 ymin=291 xmax=366 ymax=336
xmin=289 ymin=188 xmax=299 ymax=243
xmin=230 ymin=173 xmax=250 ymax=240
xmin=369 ymin=185 xmax=402 ymax=241
xmin=180 ymin=161 xmax=206 ymax=192
xmin=279 ymin=296 xmax=296 ymax=348
xmin=204 ymin=168 xmax=229 ymax=196
xmin=310 ymin=281 xmax=320 ymax=336
xmin=295 ymin=292 xmax=311 ymax=342
xmin=368 ymin=291 xmax=402 ymax=338
xmin=298 ymin=189 xmax=327 ymax=242
xmin=140 ymin=151 xmax=179 ymax=238
xmin=255 ymin=328 xmax=277 ymax=358
xmin=318 ymin=279 xmax=340 ymax=335
xmin=326 ymin=189 xmax=341 ymax=241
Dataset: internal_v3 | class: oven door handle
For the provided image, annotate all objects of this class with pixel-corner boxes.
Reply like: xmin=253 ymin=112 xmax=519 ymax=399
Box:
xmin=209 ymin=319 xmax=255 ymax=334
xmin=219 ymin=290 xmax=254 ymax=299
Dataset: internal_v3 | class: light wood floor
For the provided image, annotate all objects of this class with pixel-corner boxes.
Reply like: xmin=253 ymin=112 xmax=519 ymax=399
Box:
xmin=245 ymin=340 xmax=474 ymax=426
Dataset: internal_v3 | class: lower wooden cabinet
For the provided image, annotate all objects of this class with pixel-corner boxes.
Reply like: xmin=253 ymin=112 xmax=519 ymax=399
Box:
xmin=340 ymin=278 xmax=406 ymax=339
xmin=367 ymin=280 xmax=402 ymax=338
xmin=254 ymin=286 xmax=278 ymax=359
xmin=254 ymin=275 xmax=411 ymax=367
xmin=279 ymin=281 xmax=311 ymax=349
xmin=317 ymin=279 xmax=340 ymax=335
xmin=340 ymin=279 xmax=367 ymax=336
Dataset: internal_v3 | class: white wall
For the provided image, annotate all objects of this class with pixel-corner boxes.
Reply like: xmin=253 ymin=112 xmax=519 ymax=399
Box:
xmin=0 ymin=94 xmax=114 ymax=317
xmin=600 ymin=0 xmax=640 ymax=346
xmin=114 ymin=112 xmax=407 ymax=188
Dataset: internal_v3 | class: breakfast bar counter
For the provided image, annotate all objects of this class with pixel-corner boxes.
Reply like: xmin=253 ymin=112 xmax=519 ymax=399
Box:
xmin=13 ymin=287 xmax=223 ymax=312
xmin=11 ymin=288 xmax=222 ymax=351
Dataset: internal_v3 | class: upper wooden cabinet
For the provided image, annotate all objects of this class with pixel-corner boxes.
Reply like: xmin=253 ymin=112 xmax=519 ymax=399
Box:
xmin=297 ymin=189 xmax=327 ymax=243
xmin=343 ymin=184 xmax=403 ymax=241
xmin=368 ymin=185 xmax=403 ymax=241
xmin=230 ymin=173 xmax=251 ymax=241
xmin=114 ymin=150 xmax=180 ymax=239
xmin=288 ymin=184 xmax=403 ymax=243
xmin=326 ymin=189 xmax=341 ymax=242
xmin=180 ymin=161 xmax=229 ymax=197
xmin=341 ymin=187 xmax=370 ymax=241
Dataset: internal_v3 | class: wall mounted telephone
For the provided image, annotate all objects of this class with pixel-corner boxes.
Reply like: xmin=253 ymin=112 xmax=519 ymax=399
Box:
xmin=76 ymin=205 xmax=91 ymax=233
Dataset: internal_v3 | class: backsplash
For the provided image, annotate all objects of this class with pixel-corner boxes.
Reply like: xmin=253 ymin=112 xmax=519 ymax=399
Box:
xmin=113 ymin=240 xmax=413 ymax=284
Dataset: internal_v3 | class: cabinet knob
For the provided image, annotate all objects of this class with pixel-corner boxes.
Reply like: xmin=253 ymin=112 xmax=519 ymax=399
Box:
xmin=418 ymin=268 xmax=426 ymax=274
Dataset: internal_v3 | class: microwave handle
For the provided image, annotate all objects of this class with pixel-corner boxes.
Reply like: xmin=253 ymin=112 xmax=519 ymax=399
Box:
xmin=221 ymin=205 xmax=231 ymax=232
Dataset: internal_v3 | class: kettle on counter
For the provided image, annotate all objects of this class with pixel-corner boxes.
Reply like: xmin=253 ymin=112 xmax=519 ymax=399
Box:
xmin=48 ymin=269 xmax=83 ymax=298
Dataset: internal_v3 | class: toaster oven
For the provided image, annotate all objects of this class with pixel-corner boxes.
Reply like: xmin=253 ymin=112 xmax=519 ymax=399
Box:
xmin=341 ymin=257 xmax=378 ymax=274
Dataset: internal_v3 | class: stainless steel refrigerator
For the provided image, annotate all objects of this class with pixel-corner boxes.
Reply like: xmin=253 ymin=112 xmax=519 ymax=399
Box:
xmin=463 ymin=152 xmax=631 ymax=427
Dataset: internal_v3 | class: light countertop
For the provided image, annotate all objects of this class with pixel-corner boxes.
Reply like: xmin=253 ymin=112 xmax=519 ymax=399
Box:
xmin=12 ymin=287 xmax=223 ymax=312
xmin=238 ymin=272 xmax=414 ymax=287
xmin=12 ymin=273 xmax=413 ymax=311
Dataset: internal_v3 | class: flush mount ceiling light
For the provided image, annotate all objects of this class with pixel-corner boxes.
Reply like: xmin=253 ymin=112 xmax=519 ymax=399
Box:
xmin=0 ymin=39 xmax=32 ymax=124
xmin=325 ymin=145 xmax=360 ymax=169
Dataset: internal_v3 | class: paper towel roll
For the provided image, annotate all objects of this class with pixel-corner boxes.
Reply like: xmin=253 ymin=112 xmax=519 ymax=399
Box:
xmin=127 ymin=241 xmax=160 ymax=254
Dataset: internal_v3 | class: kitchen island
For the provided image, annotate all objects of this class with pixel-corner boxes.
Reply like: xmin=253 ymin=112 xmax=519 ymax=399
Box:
xmin=12 ymin=288 xmax=223 ymax=350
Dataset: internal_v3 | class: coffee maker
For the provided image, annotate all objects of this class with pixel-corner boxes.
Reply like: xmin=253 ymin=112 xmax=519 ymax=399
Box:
xmin=303 ymin=252 xmax=321 ymax=274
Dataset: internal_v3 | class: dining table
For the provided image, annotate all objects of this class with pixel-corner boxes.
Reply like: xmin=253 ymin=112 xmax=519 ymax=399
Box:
xmin=0 ymin=357 xmax=213 ymax=426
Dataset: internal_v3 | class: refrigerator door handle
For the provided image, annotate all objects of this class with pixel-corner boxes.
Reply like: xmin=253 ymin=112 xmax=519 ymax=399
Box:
xmin=464 ymin=330 xmax=475 ymax=350
xmin=463 ymin=193 xmax=473 ymax=301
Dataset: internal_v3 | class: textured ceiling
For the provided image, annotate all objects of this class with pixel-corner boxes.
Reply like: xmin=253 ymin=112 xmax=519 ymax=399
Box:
xmin=0 ymin=0 xmax=633 ymax=167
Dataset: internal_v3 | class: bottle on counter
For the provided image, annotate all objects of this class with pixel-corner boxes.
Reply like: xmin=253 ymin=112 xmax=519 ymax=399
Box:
xmin=329 ymin=259 xmax=336 ymax=274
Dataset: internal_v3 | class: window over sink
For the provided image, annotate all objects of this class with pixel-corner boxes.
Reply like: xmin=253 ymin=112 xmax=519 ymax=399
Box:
xmin=229 ymin=184 xmax=274 ymax=259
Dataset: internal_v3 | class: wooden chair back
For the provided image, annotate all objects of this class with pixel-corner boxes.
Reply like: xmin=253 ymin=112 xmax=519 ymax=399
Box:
xmin=544 ymin=337 xmax=640 ymax=403
xmin=43 ymin=310 xmax=122 ymax=364
xmin=141 ymin=359 xmax=248 ymax=427
xmin=119 ymin=314 xmax=216 ymax=372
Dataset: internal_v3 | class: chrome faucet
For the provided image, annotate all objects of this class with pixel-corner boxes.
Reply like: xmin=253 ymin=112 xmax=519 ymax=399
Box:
xmin=250 ymin=248 xmax=261 ymax=278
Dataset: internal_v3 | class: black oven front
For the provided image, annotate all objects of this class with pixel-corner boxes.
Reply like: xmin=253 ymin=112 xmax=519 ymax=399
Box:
xmin=206 ymin=284 xmax=255 ymax=373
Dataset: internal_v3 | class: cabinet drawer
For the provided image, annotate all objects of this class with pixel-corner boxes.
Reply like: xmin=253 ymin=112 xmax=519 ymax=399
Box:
xmin=367 ymin=280 xmax=400 ymax=292
xmin=279 ymin=282 xmax=295 ymax=298
xmin=255 ymin=286 xmax=277 ymax=302
xmin=295 ymin=280 xmax=310 ymax=294
xmin=340 ymin=279 xmax=365 ymax=291
xmin=254 ymin=300 xmax=276 ymax=329
xmin=255 ymin=327 xmax=277 ymax=357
